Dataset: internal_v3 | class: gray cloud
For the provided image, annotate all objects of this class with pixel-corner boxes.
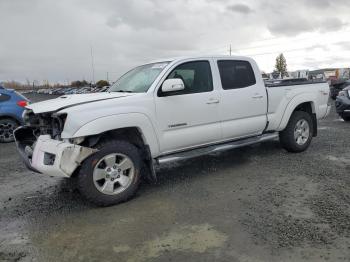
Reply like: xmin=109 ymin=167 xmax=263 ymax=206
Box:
xmin=103 ymin=1 xmax=182 ymax=31
xmin=266 ymin=13 xmax=346 ymax=36
xmin=320 ymin=17 xmax=347 ymax=32
xmin=0 ymin=0 xmax=350 ymax=82
xmin=305 ymin=44 xmax=330 ymax=52
xmin=335 ymin=41 xmax=350 ymax=49
xmin=227 ymin=4 xmax=253 ymax=14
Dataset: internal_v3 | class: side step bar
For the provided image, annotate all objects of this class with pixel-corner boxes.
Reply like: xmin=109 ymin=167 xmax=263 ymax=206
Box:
xmin=156 ymin=133 xmax=278 ymax=165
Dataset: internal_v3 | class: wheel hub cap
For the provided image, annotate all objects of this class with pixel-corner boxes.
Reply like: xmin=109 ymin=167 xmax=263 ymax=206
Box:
xmin=294 ymin=119 xmax=310 ymax=146
xmin=93 ymin=153 xmax=135 ymax=195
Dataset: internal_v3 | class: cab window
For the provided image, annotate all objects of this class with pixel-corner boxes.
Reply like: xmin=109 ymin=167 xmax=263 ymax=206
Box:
xmin=159 ymin=61 xmax=213 ymax=96
xmin=217 ymin=60 xmax=256 ymax=89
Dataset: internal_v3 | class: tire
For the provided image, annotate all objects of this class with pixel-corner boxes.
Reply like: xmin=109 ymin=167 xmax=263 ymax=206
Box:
xmin=340 ymin=113 xmax=350 ymax=122
xmin=0 ymin=118 xmax=19 ymax=143
xmin=279 ymin=111 xmax=313 ymax=153
xmin=77 ymin=140 xmax=142 ymax=206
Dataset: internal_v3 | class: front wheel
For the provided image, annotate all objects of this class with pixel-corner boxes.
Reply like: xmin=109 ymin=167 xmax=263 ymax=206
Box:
xmin=78 ymin=140 xmax=142 ymax=206
xmin=279 ymin=111 xmax=313 ymax=153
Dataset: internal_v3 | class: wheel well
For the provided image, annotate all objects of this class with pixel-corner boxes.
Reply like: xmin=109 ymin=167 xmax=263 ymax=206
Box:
xmin=0 ymin=115 xmax=20 ymax=124
xmin=294 ymin=102 xmax=314 ymax=114
xmin=83 ymin=127 xmax=146 ymax=150
xmin=293 ymin=102 xmax=317 ymax=137
xmin=76 ymin=127 xmax=157 ymax=182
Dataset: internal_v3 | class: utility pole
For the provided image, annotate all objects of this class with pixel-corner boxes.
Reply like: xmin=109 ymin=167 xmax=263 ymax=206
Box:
xmin=90 ymin=46 xmax=95 ymax=85
xmin=106 ymin=72 xmax=109 ymax=82
xmin=229 ymin=44 xmax=232 ymax=56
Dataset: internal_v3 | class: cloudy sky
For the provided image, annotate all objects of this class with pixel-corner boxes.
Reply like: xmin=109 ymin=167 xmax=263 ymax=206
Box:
xmin=1 ymin=0 xmax=350 ymax=83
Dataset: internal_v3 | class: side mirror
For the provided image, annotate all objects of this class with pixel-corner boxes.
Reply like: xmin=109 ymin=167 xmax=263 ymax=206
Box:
xmin=161 ymin=78 xmax=185 ymax=93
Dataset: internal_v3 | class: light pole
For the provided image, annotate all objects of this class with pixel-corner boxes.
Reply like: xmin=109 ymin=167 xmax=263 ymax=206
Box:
xmin=90 ymin=46 xmax=95 ymax=85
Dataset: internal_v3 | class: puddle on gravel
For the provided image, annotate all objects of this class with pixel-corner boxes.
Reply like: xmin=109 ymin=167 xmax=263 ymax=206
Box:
xmin=119 ymin=224 xmax=228 ymax=262
xmin=325 ymin=155 xmax=350 ymax=166
xmin=34 ymin=222 xmax=227 ymax=262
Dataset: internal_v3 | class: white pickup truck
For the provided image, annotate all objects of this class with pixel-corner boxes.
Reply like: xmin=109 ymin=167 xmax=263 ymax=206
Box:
xmin=14 ymin=56 xmax=331 ymax=206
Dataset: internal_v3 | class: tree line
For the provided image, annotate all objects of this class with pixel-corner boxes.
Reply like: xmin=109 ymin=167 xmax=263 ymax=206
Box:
xmin=1 ymin=79 xmax=110 ymax=90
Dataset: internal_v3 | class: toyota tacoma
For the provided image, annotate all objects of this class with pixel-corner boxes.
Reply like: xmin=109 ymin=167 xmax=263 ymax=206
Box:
xmin=14 ymin=56 xmax=331 ymax=206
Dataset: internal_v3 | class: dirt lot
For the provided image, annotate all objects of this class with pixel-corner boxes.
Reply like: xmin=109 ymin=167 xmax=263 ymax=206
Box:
xmin=0 ymin=94 xmax=350 ymax=262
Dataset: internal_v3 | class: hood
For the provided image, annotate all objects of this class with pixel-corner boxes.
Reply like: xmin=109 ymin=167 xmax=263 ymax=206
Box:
xmin=27 ymin=92 xmax=134 ymax=114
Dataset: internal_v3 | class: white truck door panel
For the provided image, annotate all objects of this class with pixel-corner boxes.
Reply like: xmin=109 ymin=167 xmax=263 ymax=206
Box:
xmin=155 ymin=92 xmax=221 ymax=153
xmin=215 ymin=59 xmax=267 ymax=139
xmin=155 ymin=60 xmax=221 ymax=154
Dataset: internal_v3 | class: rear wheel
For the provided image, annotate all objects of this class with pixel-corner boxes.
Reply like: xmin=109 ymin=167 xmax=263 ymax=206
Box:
xmin=279 ymin=111 xmax=313 ymax=153
xmin=0 ymin=118 xmax=18 ymax=143
xmin=78 ymin=140 xmax=142 ymax=206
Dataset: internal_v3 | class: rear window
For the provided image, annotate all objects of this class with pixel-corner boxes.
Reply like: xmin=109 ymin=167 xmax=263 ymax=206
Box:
xmin=0 ymin=93 xmax=10 ymax=102
xmin=217 ymin=60 xmax=256 ymax=89
xmin=14 ymin=91 xmax=28 ymax=101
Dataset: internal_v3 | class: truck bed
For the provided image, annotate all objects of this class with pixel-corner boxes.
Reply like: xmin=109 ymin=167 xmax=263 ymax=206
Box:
xmin=265 ymin=80 xmax=330 ymax=132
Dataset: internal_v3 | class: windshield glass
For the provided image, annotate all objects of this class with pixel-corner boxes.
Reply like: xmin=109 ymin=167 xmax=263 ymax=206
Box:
xmin=109 ymin=62 xmax=169 ymax=93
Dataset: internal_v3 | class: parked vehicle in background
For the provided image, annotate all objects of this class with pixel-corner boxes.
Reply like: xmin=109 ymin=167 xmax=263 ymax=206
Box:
xmin=14 ymin=55 xmax=331 ymax=206
xmin=330 ymin=80 xmax=350 ymax=99
xmin=0 ymin=86 xmax=29 ymax=142
xmin=335 ymin=86 xmax=350 ymax=121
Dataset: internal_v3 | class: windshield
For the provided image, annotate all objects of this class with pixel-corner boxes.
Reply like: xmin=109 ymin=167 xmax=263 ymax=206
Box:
xmin=109 ymin=62 xmax=169 ymax=93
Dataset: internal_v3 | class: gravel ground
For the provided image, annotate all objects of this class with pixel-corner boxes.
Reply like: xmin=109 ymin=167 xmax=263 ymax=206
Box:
xmin=0 ymin=93 xmax=350 ymax=261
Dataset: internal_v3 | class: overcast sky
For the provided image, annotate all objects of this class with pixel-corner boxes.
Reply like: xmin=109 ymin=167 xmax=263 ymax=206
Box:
xmin=1 ymin=0 xmax=350 ymax=83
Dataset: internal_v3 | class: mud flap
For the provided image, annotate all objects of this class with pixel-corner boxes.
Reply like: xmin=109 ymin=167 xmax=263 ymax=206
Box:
xmin=312 ymin=113 xmax=317 ymax=137
xmin=143 ymin=145 xmax=157 ymax=184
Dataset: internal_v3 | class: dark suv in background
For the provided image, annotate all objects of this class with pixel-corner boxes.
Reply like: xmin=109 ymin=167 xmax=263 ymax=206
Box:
xmin=335 ymin=86 xmax=350 ymax=121
xmin=330 ymin=80 xmax=350 ymax=100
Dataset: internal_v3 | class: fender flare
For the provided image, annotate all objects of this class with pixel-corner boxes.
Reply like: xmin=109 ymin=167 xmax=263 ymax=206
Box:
xmin=69 ymin=113 xmax=160 ymax=157
xmin=277 ymin=93 xmax=316 ymax=131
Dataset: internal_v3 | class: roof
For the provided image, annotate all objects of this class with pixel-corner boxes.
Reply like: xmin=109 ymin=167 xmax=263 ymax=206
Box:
xmin=148 ymin=55 xmax=252 ymax=64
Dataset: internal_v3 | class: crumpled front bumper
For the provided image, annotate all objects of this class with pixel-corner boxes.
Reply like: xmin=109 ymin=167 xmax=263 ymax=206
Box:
xmin=14 ymin=127 xmax=97 ymax=177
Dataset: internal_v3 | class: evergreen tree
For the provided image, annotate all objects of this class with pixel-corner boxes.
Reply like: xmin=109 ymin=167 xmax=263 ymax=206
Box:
xmin=275 ymin=53 xmax=288 ymax=78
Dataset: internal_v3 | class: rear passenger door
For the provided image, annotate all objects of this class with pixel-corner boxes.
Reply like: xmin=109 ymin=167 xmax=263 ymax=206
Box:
xmin=215 ymin=59 xmax=268 ymax=140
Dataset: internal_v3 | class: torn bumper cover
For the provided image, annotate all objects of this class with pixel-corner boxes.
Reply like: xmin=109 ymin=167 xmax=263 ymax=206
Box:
xmin=14 ymin=127 xmax=97 ymax=177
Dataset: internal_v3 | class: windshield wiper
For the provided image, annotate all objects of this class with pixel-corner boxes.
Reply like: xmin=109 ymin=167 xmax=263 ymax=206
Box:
xmin=115 ymin=90 xmax=133 ymax=93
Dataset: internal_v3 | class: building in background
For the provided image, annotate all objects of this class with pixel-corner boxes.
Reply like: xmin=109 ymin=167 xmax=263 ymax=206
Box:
xmin=289 ymin=70 xmax=309 ymax=79
xmin=309 ymin=68 xmax=350 ymax=81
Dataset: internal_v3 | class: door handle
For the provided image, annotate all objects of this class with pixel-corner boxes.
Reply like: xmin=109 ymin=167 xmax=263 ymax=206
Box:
xmin=252 ymin=95 xmax=263 ymax=99
xmin=206 ymin=98 xmax=220 ymax=104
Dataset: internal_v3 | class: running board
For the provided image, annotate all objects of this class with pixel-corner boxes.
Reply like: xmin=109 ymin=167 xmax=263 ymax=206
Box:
xmin=157 ymin=133 xmax=278 ymax=165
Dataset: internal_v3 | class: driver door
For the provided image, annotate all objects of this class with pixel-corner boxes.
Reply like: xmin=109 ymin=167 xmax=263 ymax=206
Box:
xmin=155 ymin=60 xmax=221 ymax=154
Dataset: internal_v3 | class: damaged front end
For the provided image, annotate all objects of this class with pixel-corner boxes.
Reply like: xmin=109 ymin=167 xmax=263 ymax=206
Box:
xmin=14 ymin=110 xmax=97 ymax=177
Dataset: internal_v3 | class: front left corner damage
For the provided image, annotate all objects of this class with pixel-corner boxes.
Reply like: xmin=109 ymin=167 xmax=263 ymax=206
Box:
xmin=59 ymin=145 xmax=97 ymax=176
